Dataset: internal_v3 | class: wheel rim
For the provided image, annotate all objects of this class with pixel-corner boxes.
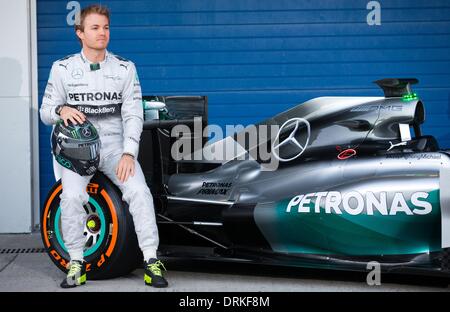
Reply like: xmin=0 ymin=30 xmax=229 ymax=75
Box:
xmin=54 ymin=197 xmax=107 ymax=257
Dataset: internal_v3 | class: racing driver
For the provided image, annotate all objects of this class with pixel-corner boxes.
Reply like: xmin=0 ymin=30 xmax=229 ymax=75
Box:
xmin=39 ymin=4 xmax=168 ymax=288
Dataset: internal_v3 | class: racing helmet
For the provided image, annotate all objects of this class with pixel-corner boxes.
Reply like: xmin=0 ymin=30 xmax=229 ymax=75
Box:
xmin=51 ymin=119 xmax=100 ymax=176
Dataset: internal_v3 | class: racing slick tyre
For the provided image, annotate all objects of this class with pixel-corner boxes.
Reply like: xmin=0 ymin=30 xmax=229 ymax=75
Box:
xmin=441 ymin=248 xmax=450 ymax=272
xmin=41 ymin=172 xmax=142 ymax=280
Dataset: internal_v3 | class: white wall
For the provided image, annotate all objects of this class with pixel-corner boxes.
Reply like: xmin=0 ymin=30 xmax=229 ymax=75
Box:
xmin=0 ymin=0 xmax=37 ymax=233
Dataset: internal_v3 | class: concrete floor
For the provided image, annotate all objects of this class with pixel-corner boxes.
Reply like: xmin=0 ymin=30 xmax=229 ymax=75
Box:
xmin=0 ymin=233 xmax=449 ymax=292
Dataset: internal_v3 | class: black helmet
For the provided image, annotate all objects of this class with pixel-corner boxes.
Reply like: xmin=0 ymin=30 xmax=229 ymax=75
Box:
xmin=51 ymin=119 xmax=100 ymax=176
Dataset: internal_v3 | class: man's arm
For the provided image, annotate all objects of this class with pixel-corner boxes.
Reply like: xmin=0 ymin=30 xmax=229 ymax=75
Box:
xmin=121 ymin=62 xmax=143 ymax=157
xmin=39 ymin=63 xmax=66 ymax=125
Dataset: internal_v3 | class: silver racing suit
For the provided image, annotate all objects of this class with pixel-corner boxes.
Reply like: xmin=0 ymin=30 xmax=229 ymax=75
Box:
xmin=40 ymin=50 xmax=159 ymax=262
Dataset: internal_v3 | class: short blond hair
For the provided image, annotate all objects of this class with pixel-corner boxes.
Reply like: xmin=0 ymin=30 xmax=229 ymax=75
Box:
xmin=75 ymin=4 xmax=110 ymax=44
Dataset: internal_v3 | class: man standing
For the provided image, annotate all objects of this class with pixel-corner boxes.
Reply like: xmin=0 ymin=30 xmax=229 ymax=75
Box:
xmin=40 ymin=4 xmax=168 ymax=288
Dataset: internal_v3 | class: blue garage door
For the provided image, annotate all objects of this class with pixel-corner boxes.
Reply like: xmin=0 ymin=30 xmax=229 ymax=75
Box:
xmin=37 ymin=0 xmax=450 ymax=208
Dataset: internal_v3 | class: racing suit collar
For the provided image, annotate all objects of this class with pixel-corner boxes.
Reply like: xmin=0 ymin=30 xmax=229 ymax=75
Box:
xmin=80 ymin=49 xmax=110 ymax=68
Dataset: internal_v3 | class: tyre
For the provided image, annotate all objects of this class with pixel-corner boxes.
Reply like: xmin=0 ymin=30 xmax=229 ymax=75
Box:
xmin=441 ymin=248 xmax=450 ymax=272
xmin=40 ymin=172 xmax=142 ymax=279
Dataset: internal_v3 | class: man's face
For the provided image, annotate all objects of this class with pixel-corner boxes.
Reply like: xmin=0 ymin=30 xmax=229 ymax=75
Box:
xmin=77 ymin=13 xmax=110 ymax=50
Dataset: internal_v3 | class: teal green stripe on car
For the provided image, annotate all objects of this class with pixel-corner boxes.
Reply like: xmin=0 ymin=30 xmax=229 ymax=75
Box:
xmin=254 ymin=190 xmax=441 ymax=255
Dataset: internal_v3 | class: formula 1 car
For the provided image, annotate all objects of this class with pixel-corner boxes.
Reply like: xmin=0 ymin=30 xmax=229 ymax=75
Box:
xmin=41 ymin=78 xmax=450 ymax=280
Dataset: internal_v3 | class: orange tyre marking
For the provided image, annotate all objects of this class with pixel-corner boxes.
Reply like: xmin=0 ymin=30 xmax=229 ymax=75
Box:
xmin=97 ymin=254 xmax=106 ymax=267
xmin=101 ymin=189 xmax=118 ymax=257
xmin=42 ymin=185 xmax=63 ymax=248
xmin=50 ymin=249 xmax=61 ymax=260
xmin=44 ymin=185 xmax=118 ymax=260
xmin=87 ymin=183 xmax=99 ymax=195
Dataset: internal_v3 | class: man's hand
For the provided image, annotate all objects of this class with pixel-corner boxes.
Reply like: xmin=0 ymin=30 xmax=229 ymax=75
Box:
xmin=116 ymin=154 xmax=135 ymax=183
xmin=60 ymin=106 xmax=86 ymax=126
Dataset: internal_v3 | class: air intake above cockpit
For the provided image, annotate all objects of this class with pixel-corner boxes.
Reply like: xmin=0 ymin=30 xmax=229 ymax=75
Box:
xmin=374 ymin=78 xmax=419 ymax=98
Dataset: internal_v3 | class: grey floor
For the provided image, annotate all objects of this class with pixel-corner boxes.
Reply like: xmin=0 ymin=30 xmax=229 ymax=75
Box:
xmin=0 ymin=233 xmax=448 ymax=292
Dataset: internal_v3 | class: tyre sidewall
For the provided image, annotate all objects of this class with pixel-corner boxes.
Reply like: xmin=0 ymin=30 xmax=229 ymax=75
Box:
xmin=41 ymin=172 xmax=141 ymax=280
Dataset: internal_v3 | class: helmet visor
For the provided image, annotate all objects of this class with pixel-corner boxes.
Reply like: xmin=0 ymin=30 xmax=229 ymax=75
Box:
xmin=61 ymin=141 xmax=100 ymax=160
